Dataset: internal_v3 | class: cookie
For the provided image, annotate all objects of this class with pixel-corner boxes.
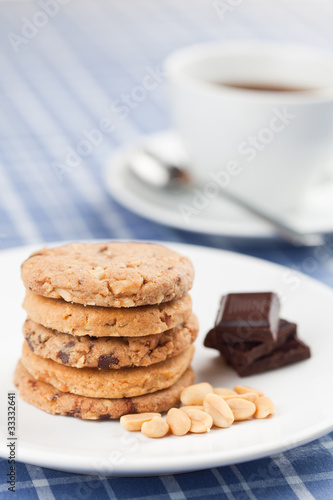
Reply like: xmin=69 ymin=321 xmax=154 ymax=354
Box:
xmin=14 ymin=361 xmax=195 ymax=420
xmin=21 ymin=341 xmax=194 ymax=399
xmin=23 ymin=314 xmax=199 ymax=369
xmin=22 ymin=290 xmax=192 ymax=338
xmin=21 ymin=242 xmax=194 ymax=307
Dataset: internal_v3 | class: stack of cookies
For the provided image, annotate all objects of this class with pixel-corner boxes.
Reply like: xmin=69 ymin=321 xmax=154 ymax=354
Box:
xmin=14 ymin=242 xmax=198 ymax=420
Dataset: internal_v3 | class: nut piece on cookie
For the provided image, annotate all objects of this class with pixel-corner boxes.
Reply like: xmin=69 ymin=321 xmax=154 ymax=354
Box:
xmin=166 ymin=408 xmax=191 ymax=436
xmin=203 ymin=393 xmax=234 ymax=428
xmin=213 ymin=387 xmax=237 ymax=397
xmin=180 ymin=382 xmax=214 ymax=406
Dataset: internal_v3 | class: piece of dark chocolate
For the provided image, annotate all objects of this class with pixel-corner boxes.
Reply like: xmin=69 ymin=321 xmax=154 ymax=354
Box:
xmin=229 ymin=337 xmax=311 ymax=377
xmin=217 ymin=319 xmax=297 ymax=367
xmin=206 ymin=292 xmax=281 ymax=345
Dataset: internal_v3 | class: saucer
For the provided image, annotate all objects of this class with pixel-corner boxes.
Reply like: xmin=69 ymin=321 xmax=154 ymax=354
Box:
xmin=105 ymin=130 xmax=333 ymax=238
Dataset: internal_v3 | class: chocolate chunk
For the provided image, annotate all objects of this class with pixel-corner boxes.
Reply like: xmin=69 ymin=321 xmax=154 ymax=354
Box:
xmin=209 ymin=292 xmax=280 ymax=344
xmin=231 ymin=337 xmax=311 ymax=377
xmin=126 ymin=399 xmax=138 ymax=414
xmin=98 ymin=354 xmax=119 ymax=369
xmin=25 ymin=335 xmax=35 ymax=352
xmin=57 ymin=351 xmax=69 ymax=364
xmin=28 ymin=379 xmax=37 ymax=389
xmin=214 ymin=319 xmax=297 ymax=367
xmin=64 ymin=341 xmax=75 ymax=348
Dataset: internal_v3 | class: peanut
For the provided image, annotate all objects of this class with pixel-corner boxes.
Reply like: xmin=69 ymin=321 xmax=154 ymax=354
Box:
xmin=166 ymin=408 xmax=191 ymax=436
xmin=234 ymin=385 xmax=264 ymax=397
xmin=141 ymin=416 xmax=169 ymax=438
xmin=203 ymin=393 xmax=234 ymax=428
xmin=227 ymin=398 xmax=256 ymax=421
xmin=88 ymin=266 xmax=106 ymax=280
xmin=213 ymin=387 xmax=237 ymax=397
xmin=180 ymin=382 xmax=214 ymax=406
xmin=254 ymin=397 xmax=276 ymax=419
xmin=119 ymin=383 xmax=274 ymax=439
xmin=222 ymin=392 xmax=259 ymax=404
xmin=120 ymin=413 xmax=161 ymax=431
xmin=55 ymin=288 xmax=73 ymax=302
xmin=180 ymin=406 xmax=204 ymax=413
xmin=185 ymin=408 xmax=213 ymax=433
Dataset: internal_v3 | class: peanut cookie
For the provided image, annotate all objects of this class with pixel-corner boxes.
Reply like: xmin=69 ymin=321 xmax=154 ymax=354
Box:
xmin=14 ymin=362 xmax=195 ymax=420
xmin=22 ymin=291 xmax=192 ymax=338
xmin=23 ymin=314 xmax=198 ymax=369
xmin=21 ymin=242 xmax=194 ymax=307
xmin=21 ymin=342 xmax=194 ymax=399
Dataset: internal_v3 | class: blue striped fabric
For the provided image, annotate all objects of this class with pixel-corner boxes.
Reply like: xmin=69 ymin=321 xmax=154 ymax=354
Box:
xmin=0 ymin=1 xmax=333 ymax=498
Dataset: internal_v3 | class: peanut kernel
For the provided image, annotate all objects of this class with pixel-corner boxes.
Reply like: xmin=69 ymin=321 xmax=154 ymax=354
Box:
xmin=234 ymin=385 xmax=264 ymax=397
xmin=180 ymin=406 xmax=204 ymax=413
xmin=203 ymin=393 xmax=234 ymax=428
xmin=180 ymin=382 xmax=214 ymax=406
xmin=166 ymin=408 xmax=191 ymax=436
xmin=227 ymin=398 xmax=256 ymax=421
xmin=120 ymin=413 xmax=161 ymax=432
xmin=88 ymin=266 xmax=106 ymax=280
xmin=213 ymin=387 xmax=237 ymax=397
xmin=222 ymin=392 xmax=259 ymax=404
xmin=185 ymin=408 xmax=213 ymax=433
xmin=141 ymin=416 xmax=169 ymax=438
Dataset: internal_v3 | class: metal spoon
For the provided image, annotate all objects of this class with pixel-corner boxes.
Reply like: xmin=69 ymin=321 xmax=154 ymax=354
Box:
xmin=128 ymin=148 xmax=325 ymax=246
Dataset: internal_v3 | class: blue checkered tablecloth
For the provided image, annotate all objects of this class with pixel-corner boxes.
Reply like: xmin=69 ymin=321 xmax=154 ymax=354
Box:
xmin=1 ymin=1 xmax=333 ymax=498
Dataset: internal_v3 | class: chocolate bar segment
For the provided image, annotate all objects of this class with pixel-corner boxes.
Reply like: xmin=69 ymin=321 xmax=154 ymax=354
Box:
xmin=230 ymin=337 xmax=311 ymax=377
xmin=216 ymin=319 xmax=297 ymax=367
xmin=204 ymin=291 xmax=311 ymax=377
xmin=210 ymin=292 xmax=280 ymax=344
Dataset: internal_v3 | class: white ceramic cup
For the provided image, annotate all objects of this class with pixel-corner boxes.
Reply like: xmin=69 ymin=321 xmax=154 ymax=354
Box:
xmin=165 ymin=41 xmax=333 ymax=213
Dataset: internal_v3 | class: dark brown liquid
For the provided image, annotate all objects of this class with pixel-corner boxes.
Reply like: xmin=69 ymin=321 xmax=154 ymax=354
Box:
xmin=216 ymin=82 xmax=313 ymax=92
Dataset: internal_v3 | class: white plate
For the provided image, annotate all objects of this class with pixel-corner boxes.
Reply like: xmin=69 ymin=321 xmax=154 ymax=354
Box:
xmin=1 ymin=242 xmax=333 ymax=476
xmin=105 ymin=131 xmax=333 ymax=238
